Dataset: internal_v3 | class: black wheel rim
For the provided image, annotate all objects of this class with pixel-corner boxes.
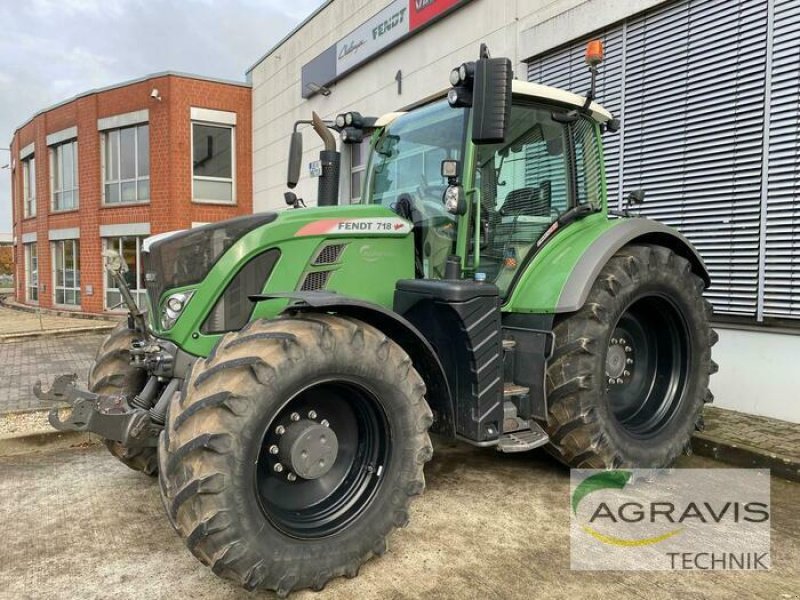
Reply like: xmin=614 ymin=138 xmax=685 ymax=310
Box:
xmin=255 ymin=379 xmax=390 ymax=539
xmin=605 ymin=294 xmax=691 ymax=439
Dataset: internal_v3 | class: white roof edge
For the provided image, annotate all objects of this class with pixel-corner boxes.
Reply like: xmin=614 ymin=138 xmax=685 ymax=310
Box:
xmin=376 ymin=83 xmax=612 ymax=126
xmin=142 ymin=230 xmax=185 ymax=253
xmin=511 ymin=80 xmax=613 ymax=122
xmin=374 ymin=112 xmax=407 ymax=127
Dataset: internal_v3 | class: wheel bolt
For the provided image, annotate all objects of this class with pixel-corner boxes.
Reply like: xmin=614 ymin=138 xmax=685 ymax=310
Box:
xmin=624 ymin=346 xmax=632 ymax=352
xmin=608 ymin=378 xmax=615 ymax=385
xmin=308 ymin=410 xmax=317 ymax=420
xmin=620 ymin=338 xmax=627 ymax=345
xmin=623 ymin=370 xmax=630 ymax=377
xmin=269 ymin=445 xmax=279 ymax=455
xmin=290 ymin=412 xmax=300 ymax=422
xmin=274 ymin=463 xmax=284 ymax=473
xmin=321 ymin=419 xmax=330 ymax=427
xmin=611 ymin=338 xmax=618 ymax=345
xmin=287 ymin=473 xmax=297 ymax=482
xmin=616 ymin=377 xmax=624 ymax=384
xmin=626 ymin=358 xmax=634 ymax=365
xmin=275 ymin=425 xmax=285 ymax=435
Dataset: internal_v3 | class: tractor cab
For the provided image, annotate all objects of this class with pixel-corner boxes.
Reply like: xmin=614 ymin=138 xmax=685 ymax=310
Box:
xmin=358 ymin=83 xmax=612 ymax=293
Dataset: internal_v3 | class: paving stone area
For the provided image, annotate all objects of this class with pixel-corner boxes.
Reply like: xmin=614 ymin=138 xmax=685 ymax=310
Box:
xmin=0 ymin=334 xmax=105 ymax=412
xmin=0 ymin=303 xmax=116 ymax=337
xmin=702 ymin=406 xmax=800 ymax=461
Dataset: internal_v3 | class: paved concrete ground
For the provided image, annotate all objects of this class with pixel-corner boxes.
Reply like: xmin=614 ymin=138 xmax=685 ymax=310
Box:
xmin=0 ymin=334 xmax=105 ymax=412
xmin=0 ymin=302 xmax=116 ymax=339
xmin=0 ymin=443 xmax=797 ymax=600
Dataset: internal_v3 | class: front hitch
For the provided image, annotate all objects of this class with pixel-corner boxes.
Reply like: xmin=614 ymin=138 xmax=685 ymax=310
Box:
xmin=34 ymin=374 xmax=160 ymax=447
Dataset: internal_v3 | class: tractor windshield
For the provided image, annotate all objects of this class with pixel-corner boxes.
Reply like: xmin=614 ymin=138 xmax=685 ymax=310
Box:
xmin=363 ymin=100 xmax=467 ymax=278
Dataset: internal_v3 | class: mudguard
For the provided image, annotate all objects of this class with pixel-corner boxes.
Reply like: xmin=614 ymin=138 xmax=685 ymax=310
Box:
xmin=250 ymin=291 xmax=455 ymax=436
xmin=555 ymin=218 xmax=710 ymax=313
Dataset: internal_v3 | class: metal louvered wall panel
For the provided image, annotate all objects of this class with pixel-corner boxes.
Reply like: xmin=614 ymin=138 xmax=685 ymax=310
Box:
xmin=526 ymin=0 xmax=798 ymax=322
xmin=527 ymin=26 xmax=624 ymax=206
xmin=764 ymin=0 xmax=800 ymax=318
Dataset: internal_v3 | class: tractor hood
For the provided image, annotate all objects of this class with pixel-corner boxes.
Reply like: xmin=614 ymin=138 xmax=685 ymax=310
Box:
xmin=142 ymin=213 xmax=278 ymax=315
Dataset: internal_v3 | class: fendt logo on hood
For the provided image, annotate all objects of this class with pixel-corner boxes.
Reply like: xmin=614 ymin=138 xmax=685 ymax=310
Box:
xmin=570 ymin=469 xmax=771 ymax=571
xmin=295 ymin=217 xmax=412 ymax=237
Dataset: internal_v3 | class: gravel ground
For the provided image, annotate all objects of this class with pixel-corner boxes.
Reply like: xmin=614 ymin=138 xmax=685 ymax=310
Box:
xmin=0 ymin=442 xmax=798 ymax=600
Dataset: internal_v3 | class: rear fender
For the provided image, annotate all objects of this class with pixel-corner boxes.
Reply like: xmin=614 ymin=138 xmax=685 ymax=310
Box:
xmin=504 ymin=215 xmax=709 ymax=314
xmin=556 ymin=218 xmax=710 ymax=313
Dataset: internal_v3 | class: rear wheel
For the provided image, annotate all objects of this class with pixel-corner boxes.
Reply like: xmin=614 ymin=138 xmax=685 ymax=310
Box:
xmin=545 ymin=244 xmax=718 ymax=468
xmin=159 ymin=315 xmax=433 ymax=596
xmin=88 ymin=321 xmax=158 ymax=476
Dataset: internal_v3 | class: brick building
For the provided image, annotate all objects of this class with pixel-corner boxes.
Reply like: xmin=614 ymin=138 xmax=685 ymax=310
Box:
xmin=9 ymin=73 xmax=252 ymax=313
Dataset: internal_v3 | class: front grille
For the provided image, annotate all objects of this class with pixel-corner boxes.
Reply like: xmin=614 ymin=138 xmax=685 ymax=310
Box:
xmin=300 ymin=270 xmax=331 ymax=291
xmin=312 ymin=243 xmax=346 ymax=265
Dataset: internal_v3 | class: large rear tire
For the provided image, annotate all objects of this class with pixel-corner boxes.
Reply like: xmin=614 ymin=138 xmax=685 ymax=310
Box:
xmin=159 ymin=315 xmax=433 ymax=596
xmin=88 ymin=321 xmax=158 ymax=476
xmin=545 ymin=244 xmax=718 ymax=469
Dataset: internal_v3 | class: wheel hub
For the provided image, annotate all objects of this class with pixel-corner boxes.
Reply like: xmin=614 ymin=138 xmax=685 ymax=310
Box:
xmin=606 ymin=337 xmax=633 ymax=385
xmin=279 ymin=419 xmax=338 ymax=480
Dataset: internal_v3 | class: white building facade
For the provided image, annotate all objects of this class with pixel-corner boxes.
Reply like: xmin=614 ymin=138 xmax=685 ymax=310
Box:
xmin=248 ymin=0 xmax=800 ymax=423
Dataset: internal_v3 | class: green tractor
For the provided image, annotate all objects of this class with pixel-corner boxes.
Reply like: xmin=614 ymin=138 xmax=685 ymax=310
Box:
xmin=39 ymin=43 xmax=716 ymax=596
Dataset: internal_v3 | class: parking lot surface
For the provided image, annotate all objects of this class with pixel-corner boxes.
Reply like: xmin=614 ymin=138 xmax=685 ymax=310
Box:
xmin=1 ymin=442 xmax=797 ymax=600
xmin=0 ymin=334 xmax=105 ymax=412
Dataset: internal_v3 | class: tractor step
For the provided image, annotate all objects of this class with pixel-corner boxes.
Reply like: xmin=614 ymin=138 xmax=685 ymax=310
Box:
xmin=497 ymin=422 xmax=549 ymax=453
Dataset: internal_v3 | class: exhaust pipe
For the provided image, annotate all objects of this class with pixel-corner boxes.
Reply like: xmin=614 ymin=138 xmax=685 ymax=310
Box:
xmin=312 ymin=111 xmax=340 ymax=206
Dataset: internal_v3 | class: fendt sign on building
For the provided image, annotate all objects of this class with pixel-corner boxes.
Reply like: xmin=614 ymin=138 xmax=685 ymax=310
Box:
xmin=301 ymin=0 xmax=472 ymax=97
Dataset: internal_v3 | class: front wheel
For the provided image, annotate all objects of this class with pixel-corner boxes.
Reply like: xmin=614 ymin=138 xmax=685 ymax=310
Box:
xmin=545 ymin=244 xmax=718 ymax=469
xmin=159 ymin=315 xmax=433 ymax=596
xmin=88 ymin=321 xmax=158 ymax=476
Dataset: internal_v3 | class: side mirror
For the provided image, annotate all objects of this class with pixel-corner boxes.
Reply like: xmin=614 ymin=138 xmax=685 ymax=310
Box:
xmin=471 ymin=57 xmax=512 ymax=145
xmin=287 ymin=131 xmax=303 ymax=189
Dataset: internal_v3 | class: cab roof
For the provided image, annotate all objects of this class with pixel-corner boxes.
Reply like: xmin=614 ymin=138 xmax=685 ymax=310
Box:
xmin=374 ymin=80 xmax=613 ymax=128
xmin=511 ymin=80 xmax=613 ymax=123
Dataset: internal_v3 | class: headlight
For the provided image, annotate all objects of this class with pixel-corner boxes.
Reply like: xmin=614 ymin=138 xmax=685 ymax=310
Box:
xmin=444 ymin=185 xmax=466 ymax=215
xmin=161 ymin=291 xmax=194 ymax=330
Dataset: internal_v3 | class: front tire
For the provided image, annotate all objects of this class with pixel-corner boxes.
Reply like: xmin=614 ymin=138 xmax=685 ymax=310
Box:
xmin=545 ymin=244 xmax=718 ymax=469
xmin=159 ymin=315 xmax=433 ymax=596
xmin=88 ymin=321 xmax=158 ymax=476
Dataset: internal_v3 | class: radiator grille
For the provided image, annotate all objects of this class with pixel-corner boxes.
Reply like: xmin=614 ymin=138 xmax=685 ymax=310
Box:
xmin=300 ymin=270 xmax=331 ymax=291
xmin=312 ymin=243 xmax=346 ymax=266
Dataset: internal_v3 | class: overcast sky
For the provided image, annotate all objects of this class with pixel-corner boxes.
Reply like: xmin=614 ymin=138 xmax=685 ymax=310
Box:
xmin=0 ymin=0 xmax=324 ymax=234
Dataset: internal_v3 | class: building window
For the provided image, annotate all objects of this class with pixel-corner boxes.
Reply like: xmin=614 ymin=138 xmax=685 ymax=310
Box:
xmin=51 ymin=139 xmax=79 ymax=211
xmin=22 ymin=156 xmax=36 ymax=217
xmin=192 ymin=122 xmax=234 ymax=203
xmin=53 ymin=239 xmax=80 ymax=306
xmin=350 ymin=138 xmax=370 ymax=203
xmin=24 ymin=243 xmax=38 ymax=303
xmin=103 ymin=124 xmax=149 ymax=204
xmin=103 ymin=236 xmax=146 ymax=310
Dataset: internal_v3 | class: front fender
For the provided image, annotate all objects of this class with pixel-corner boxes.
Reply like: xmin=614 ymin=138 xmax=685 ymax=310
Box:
xmin=251 ymin=291 xmax=455 ymax=437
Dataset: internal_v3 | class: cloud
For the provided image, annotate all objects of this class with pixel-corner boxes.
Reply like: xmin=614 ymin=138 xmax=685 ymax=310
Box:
xmin=0 ymin=0 xmax=324 ymax=232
